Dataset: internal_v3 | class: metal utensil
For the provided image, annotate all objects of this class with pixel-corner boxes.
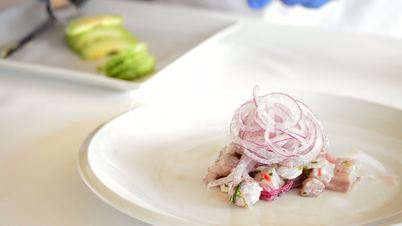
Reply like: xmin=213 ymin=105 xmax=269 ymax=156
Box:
xmin=1 ymin=0 xmax=86 ymax=58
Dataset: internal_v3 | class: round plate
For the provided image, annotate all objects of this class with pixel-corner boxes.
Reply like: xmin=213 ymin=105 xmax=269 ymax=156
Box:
xmin=78 ymin=92 xmax=402 ymax=226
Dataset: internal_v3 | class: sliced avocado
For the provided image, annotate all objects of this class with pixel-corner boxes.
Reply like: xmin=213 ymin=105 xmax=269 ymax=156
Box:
xmin=65 ymin=35 xmax=76 ymax=52
xmin=98 ymin=44 xmax=155 ymax=80
xmin=99 ymin=43 xmax=148 ymax=71
xmin=68 ymin=26 xmax=136 ymax=52
xmin=115 ymin=56 xmax=155 ymax=80
xmin=131 ymin=55 xmax=155 ymax=75
xmin=116 ymin=52 xmax=155 ymax=77
xmin=121 ymin=57 xmax=155 ymax=80
xmin=65 ymin=15 xmax=123 ymax=37
xmin=80 ymin=38 xmax=137 ymax=60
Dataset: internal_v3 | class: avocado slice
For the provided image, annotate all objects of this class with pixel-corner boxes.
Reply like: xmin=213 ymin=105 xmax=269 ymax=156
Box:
xmin=105 ymin=54 xmax=152 ymax=77
xmin=65 ymin=15 xmax=123 ymax=37
xmin=80 ymin=38 xmax=137 ymax=60
xmin=68 ymin=26 xmax=136 ymax=52
xmin=98 ymin=44 xmax=155 ymax=80
xmin=99 ymin=43 xmax=147 ymax=71
xmin=114 ymin=56 xmax=155 ymax=80
xmin=119 ymin=56 xmax=155 ymax=80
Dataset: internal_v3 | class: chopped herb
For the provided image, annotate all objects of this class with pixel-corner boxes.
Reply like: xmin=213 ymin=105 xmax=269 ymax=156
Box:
xmin=230 ymin=182 xmax=242 ymax=204
xmin=311 ymin=161 xmax=318 ymax=164
xmin=304 ymin=169 xmax=311 ymax=177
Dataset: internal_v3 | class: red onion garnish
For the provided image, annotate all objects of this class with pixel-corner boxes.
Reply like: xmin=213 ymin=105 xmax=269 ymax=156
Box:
xmin=230 ymin=86 xmax=327 ymax=167
xmin=260 ymin=180 xmax=294 ymax=201
xmin=207 ymin=86 xmax=330 ymax=200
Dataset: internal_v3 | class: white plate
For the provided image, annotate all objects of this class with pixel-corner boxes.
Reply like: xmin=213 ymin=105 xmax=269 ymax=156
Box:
xmin=79 ymin=91 xmax=402 ymax=226
xmin=0 ymin=0 xmax=234 ymax=89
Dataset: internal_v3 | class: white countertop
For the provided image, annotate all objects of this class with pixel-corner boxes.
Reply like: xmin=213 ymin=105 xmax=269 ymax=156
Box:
xmin=0 ymin=1 xmax=401 ymax=226
xmin=0 ymin=75 xmax=148 ymax=226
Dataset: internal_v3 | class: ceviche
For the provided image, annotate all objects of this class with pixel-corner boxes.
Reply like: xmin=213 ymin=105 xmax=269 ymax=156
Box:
xmin=205 ymin=87 xmax=360 ymax=207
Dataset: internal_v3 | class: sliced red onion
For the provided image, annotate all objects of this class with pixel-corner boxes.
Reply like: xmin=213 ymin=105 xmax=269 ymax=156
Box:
xmin=260 ymin=180 xmax=294 ymax=201
xmin=296 ymin=100 xmax=330 ymax=151
xmin=232 ymin=155 xmax=254 ymax=187
xmin=230 ymin=86 xmax=328 ymax=167
xmin=254 ymin=91 xmax=302 ymax=131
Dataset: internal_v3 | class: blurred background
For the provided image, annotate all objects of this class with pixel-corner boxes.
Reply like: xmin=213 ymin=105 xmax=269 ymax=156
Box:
xmin=2 ymin=0 xmax=402 ymax=39
xmin=157 ymin=0 xmax=402 ymax=39
xmin=2 ymin=0 xmax=402 ymax=78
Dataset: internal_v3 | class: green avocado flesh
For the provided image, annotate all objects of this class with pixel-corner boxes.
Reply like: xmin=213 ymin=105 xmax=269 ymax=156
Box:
xmin=68 ymin=26 xmax=135 ymax=52
xmin=65 ymin=15 xmax=137 ymax=61
xmin=80 ymin=38 xmax=138 ymax=60
xmin=98 ymin=44 xmax=155 ymax=80
xmin=65 ymin=15 xmax=155 ymax=80
xmin=65 ymin=15 xmax=123 ymax=37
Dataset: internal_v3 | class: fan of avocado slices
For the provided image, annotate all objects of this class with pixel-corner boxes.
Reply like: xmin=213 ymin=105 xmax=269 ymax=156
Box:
xmin=98 ymin=44 xmax=155 ymax=80
xmin=65 ymin=15 xmax=155 ymax=80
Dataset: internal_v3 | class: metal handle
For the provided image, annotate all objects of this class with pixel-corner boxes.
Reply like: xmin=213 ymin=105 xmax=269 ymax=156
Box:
xmin=1 ymin=18 xmax=55 ymax=58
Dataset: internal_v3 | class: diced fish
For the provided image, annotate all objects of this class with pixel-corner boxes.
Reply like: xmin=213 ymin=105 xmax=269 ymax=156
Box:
xmin=254 ymin=167 xmax=284 ymax=191
xmin=230 ymin=180 xmax=262 ymax=208
xmin=304 ymin=157 xmax=327 ymax=169
xmin=277 ymin=165 xmax=303 ymax=180
xmin=326 ymin=158 xmax=360 ymax=192
xmin=300 ymin=178 xmax=325 ymax=197
xmin=205 ymin=144 xmax=240 ymax=182
xmin=309 ymin=159 xmax=335 ymax=185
